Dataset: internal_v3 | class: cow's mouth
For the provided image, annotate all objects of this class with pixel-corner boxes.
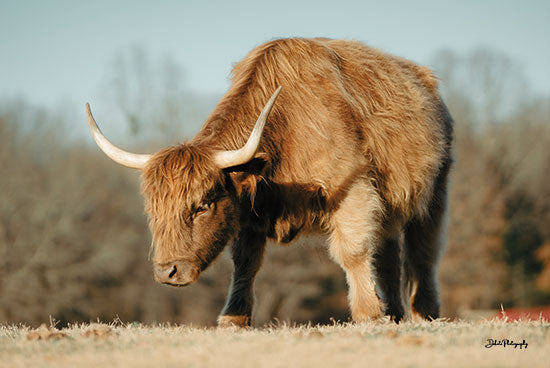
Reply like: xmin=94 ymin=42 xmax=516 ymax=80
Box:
xmin=162 ymin=281 xmax=191 ymax=288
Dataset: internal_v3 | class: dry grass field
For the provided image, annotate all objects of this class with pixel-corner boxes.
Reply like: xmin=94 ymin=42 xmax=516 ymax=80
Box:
xmin=1 ymin=319 xmax=548 ymax=368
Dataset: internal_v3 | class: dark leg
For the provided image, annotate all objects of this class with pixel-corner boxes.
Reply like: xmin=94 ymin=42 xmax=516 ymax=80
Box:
xmin=373 ymin=236 xmax=405 ymax=323
xmin=218 ymin=230 xmax=266 ymax=327
xmin=404 ymin=162 xmax=450 ymax=320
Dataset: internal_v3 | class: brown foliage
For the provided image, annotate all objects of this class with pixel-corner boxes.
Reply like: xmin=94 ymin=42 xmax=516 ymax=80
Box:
xmin=1 ymin=46 xmax=549 ymax=326
xmin=535 ymin=244 xmax=550 ymax=292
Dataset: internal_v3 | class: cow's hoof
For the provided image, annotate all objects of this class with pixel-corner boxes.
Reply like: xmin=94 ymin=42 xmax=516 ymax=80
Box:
xmin=353 ymin=316 xmax=388 ymax=325
xmin=351 ymin=304 xmax=383 ymax=324
xmin=217 ymin=315 xmax=249 ymax=328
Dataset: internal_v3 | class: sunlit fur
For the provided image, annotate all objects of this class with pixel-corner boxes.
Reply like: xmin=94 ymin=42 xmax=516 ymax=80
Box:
xmin=196 ymin=38 xmax=447 ymax=219
xmin=139 ymin=38 xmax=453 ymax=324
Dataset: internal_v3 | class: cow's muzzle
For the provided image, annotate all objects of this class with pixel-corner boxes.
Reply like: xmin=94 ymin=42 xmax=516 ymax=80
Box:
xmin=153 ymin=261 xmax=199 ymax=287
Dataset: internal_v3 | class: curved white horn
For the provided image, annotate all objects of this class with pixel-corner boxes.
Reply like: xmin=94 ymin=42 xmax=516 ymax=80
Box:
xmin=214 ymin=86 xmax=282 ymax=169
xmin=86 ymin=103 xmax=151 ymax=169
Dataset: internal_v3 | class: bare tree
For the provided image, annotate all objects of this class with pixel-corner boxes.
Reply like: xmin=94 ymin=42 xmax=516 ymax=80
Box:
xmin=433 ymin=47 xmax=550 ymax=315
xmin=102 ymin=45 xmax=218 ymax=145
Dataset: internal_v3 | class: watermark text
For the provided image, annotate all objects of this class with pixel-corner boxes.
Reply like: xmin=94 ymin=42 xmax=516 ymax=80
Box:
xmin=485 ymin=339 xmax=528 ymax=349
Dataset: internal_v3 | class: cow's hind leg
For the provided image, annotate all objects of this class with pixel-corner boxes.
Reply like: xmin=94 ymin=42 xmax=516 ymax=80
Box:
xmin=329 ymin=182 xmax=384 ymax=322
xmin=218 ymin=230 xmax=266 ymax=328
xmin=373 ymin=235 xmax=405 ymax=323
xmin=404 ymin=163 xmax=450 ymax=320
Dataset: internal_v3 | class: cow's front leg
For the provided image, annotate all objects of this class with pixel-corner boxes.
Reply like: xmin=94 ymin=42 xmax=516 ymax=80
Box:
xmin=218 ymin=230 xmax=266 ymax=328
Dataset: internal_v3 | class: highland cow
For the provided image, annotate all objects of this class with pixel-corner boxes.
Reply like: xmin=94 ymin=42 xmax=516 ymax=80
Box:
xmin=86 ymin=38 xmax=453 ymax=326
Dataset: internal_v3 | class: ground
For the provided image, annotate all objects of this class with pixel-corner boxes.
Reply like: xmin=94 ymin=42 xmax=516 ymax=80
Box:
xmin=1 ymin=319 xmax=548 ymax=368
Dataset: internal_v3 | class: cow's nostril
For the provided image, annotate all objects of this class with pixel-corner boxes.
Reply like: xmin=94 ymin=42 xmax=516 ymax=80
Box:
xmin=168 ymin=265 xmax=177 ymax=278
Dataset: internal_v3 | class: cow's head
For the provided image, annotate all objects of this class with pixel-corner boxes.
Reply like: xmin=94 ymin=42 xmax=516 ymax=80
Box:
xmin=86 ymin=87 xmax=281 ymax=287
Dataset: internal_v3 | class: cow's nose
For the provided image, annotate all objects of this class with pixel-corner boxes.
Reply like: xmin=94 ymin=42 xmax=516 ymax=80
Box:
xmin=154 ymin=263 xmax=178 ymax=282
xmin=153 ymin=261 xmax=197 ymax=286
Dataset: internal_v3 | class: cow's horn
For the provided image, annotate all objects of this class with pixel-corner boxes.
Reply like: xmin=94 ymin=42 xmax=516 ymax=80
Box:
xmin=214 ymin=86 xmax=281 ymax=169
xmin=86 ymin=103 xmax=151 ymax=169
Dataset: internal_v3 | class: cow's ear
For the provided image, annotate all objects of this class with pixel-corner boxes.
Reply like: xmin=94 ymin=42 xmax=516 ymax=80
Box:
xmin=223 ymin=153 xmax=269 ymax=198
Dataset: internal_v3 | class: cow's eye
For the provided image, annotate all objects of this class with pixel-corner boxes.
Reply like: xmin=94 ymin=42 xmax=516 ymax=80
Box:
xmin=195 ymin=203 xmax=209 ymax=218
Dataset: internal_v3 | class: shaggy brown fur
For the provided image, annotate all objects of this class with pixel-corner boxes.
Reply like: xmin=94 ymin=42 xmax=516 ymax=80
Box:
xmin=139 ymin=37 xmax=453 ymax=326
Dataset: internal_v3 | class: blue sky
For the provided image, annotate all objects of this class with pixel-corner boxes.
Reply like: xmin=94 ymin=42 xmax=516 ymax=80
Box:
xmin=1 ymin=0 xmax=549 ymax=108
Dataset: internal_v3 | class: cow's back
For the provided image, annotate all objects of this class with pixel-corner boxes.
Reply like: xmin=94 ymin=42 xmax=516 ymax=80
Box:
xmin=195 ymin=38 xmax=449 ymax=219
